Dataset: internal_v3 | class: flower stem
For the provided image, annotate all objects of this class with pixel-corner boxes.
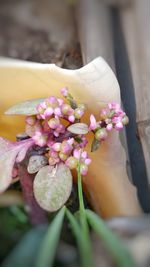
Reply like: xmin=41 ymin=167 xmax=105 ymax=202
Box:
xmin=77 ymin=164 xmax=93 ymax=267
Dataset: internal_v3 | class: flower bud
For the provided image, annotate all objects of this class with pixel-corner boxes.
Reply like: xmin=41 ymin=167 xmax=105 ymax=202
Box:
xmin=61 ymin=141 xmax=72 ymax=154
xmin=52 ymin=142 xmax=61 ymax=152
xmin=95 ymin=128 xmax=108 ymax=141
xmin=122 ymin=115 xmax=129 ymax=125
xmin=80 ymin=163 xmax=88 ymax=176
xmin=44 ymin=107 xmax=53 ymax=118
xmin=59 ymin=152 xmax=68 ymax=161
xmin=61 ymin=104 xmax=72 ymax=115
xmin=48 ymin=117 xmax=60 ymax=129
xmin=106 ymin=123 xmax=113 ymax=131
xmin=32 ymin=131 xmax=48 ymax=147
xmin=68 ymin=115 xmax=75 ymax=123
xmin=46 ymin=96 xmax=59 ymax=108
xmin=74 ymin=108 xmax=84 ymax=119
xmin=115 ymin=122 xmax=123 ymax=131
xmin=65 ymin=156 xmax=78 ymax=169
xmin=60 ymin=87 xmax=68 ymax=97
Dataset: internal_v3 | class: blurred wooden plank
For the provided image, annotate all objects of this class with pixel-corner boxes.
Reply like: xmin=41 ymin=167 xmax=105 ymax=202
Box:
xmin=76 ymin=0 xmax=132 ymax=180
xmin=76 ymin=0 xmax=115 ymax=69
xmin=120 ymin=0 xmax=150 ymax=185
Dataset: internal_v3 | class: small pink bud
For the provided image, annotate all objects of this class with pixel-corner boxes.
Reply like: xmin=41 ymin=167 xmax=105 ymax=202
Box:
xmin=52 ymin=142 xmax=61 ymax=152
xmin=59 ymin=152 xmax=68 ymax=161
xmin=57 ymin=98 xmax=64 ymax=106
xmin=67 ymin=138 xmax=74 ymax=146
xmin=74 ymin=108 xmax=84 ymax=119
xmin=108 ymin=102 xmax=120 ymax=111
xmin=54 ymin=107 xmax=62 ymax=117
xmin=95 ymin=128 xmax=108 ymax=141
xmin=84 ymin=158 xmax=91 ymax=166
xmin=115 ymin=122 xmax=123 ymax=131
xmin=53 ymin=131 xmax=59 ymax=137
xmin=68 ymin=115 xmax=75 ymax=123
xmin=61 ymin=104 xmax=73 ymax=115
xmin=65 ymin=156 xmax=78 ymax=169
xmin=44 ymin=107 xmax=53 ymax=118
xmin=60 ymin=87 xmax=68 ymax=97
xmin=81 ymin=151 xmax=88 ymax=159
xmin=73 ymin=149 xmax=81 ymax=159
xmin=61 ymin=141 xmax=73 ymax=154
xmin=106 ymin=123 xmax=113 ymax=131
xmin=89 ymin=114 xmax=97 ymax=130
xmin=80 ymin=163 xmax=88 ymax=176
xmin=48 ymin=117 xmax=60 ymax=129
xmin=32 ymin=131 xmax=48 ymax=147
xmin=46 ymin=96 xmax=58 ymax=108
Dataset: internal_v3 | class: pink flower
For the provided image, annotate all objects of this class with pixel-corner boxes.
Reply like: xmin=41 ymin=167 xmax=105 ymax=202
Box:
xmin=80 ymin=163 xmax=88 ymax=176
xmin=106 ymin=123 xmax=113 ymax=131
xmin=73 ymin=148 xmax=81 ymax=159
xmin=60 ymin=87 xmax=68 ymax=97
xmin=44 ymin=107 xmax=53 ymax=118
xmin=84 ymin=158 xmax=91 ymax=165
xmin=89 ymin=114 xmax=97 ymax=130
xmin=68 ymin=115 xmax=75 ymax=123
xmin=32 ymin=131 xmax=48 ymax=147
xmin=115 ymin=122 xmax=123 ymax=131
xmin=54 ymin=107 xmax=62 ymax=117
xmin=108 ymin=102 xmax=120 ymax=111
xmin=52 ymin=142 xmax=61 ymax=152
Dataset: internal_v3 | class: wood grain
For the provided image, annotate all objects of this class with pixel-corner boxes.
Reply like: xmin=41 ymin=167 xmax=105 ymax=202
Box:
xmin=120 ymin=0 xmax=150 ymax=184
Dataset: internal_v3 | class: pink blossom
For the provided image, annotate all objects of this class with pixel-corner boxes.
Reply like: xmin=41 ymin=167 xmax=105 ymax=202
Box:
xmin=73 ymin=148 xmax=81 ymax=159
xmin=54 ymin=107 xmax=62 ymax=117
xmin=68 ymin=115 xmax=75 ymax=123
xmin=52 ymin=142 xmax=61 ymax=152
xmin=106 ymin=123 xmax=113 ymax=131
xmin=60 ymin=87 xmax=68 ymax=97
xmin=108 ymin=102 xmax=120 ymax=111
xmin=44 ymin=107 xmax=53 ymax=118
xmin=115 ymin=122 xmax=123 ymax=131
xmin=32 ymin=131 xmax=48 ymax=147
xmin=84 ymin=158 xmax=91 ymax=165
xmin=89 ymin=114 xmax=97 ymax=130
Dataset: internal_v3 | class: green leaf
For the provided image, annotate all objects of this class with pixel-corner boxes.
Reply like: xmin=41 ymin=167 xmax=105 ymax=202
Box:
xmin=1 ymin=225 xmax=47 ymax=267
xmin=5 ymin=98 xmax=45 ymax=115
xmin=67 ymin=123 xmax=89 ymax=135
xmin=91 ymin=138 xmax=100 ymax=152
xmin=66 ymin=208 xmax=92 ymax=267
xmin=33 ymin=163 xmax=73 ymax=212
xmin=27 ymin=155 xmax=48 ymax=174
xmin=36 ymin=207 xmax=66 ymax=267
xmin=86 ymin=209 xmax=136 ymax=267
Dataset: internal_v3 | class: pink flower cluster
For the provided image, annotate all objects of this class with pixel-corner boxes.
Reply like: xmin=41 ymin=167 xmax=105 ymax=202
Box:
xmin=25 ymin=89 xmax=129 ymax=176
xmin=25 ymin=88 xmax=90 ymax=175
xmin=89 ymin=102 xmax=129 ymax=142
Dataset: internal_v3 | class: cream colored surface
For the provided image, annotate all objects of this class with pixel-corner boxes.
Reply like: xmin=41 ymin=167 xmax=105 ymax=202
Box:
xmin=0 ymin=57 xmax=141 ymax=217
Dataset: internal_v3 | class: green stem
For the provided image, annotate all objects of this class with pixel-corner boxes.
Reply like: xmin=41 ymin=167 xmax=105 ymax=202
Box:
xmin=77 ymin=164 xmax=93 ymax=267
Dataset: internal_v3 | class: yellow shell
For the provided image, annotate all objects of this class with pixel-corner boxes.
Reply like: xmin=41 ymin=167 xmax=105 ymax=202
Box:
xmin=0 ymin=57 xmax=141 ymax=218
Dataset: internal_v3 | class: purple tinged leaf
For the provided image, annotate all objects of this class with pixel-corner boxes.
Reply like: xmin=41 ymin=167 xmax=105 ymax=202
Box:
xmin=33 ymin=163 xmax=73 ymax=212
xmin=0 ymin=138 xmax=34 ymax=193
xmin=67 ymin=123 xmax=89 ymax=135
xmin=5 ymin=98 xmax=45 ymax=116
